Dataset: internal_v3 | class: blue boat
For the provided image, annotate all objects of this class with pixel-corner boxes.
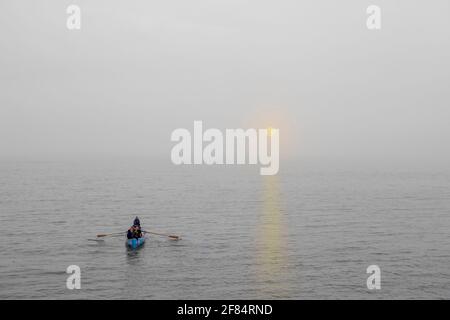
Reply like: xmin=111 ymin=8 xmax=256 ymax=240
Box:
xmin=126 ymin=237 xmax=146 ymax=249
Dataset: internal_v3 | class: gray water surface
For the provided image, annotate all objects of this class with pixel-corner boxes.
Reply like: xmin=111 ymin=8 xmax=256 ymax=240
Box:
xmin=1 ymin=159 xmax=449 ymax=299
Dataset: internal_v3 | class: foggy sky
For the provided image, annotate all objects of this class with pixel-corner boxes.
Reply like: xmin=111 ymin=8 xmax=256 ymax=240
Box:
xmin=1 ymin=0 xmax=449 ymax=168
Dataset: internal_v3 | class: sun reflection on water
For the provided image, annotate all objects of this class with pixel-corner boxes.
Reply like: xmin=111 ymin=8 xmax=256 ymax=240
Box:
xmin=256 ymin=174 xmax=288 ymax=298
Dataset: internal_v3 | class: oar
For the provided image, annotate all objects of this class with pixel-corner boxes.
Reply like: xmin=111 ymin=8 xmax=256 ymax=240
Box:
xmin=143 ymin=230 xmax=181 ymax=240
xmin=96 ymin=231 xmax=126 ymax=238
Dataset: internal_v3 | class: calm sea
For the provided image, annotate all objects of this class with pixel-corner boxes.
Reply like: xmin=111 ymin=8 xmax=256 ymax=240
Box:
xmin=1 ymin=159 xmax=449 ymax=299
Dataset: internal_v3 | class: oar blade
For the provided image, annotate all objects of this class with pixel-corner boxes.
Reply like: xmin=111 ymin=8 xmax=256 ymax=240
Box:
xmin=96 ymin=232 xmax=125 ymax=238
xmin=143 ymin=230 xmax=181 ymax=240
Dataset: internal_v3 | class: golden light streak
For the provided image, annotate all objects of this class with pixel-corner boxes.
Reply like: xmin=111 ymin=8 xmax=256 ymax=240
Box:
xmin=256 ymin=174 xmax=288 ymax=297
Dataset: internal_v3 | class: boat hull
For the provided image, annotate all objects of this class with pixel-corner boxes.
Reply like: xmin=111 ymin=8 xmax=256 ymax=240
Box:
xmin=126 ymin=237 xmax=145 ymax=249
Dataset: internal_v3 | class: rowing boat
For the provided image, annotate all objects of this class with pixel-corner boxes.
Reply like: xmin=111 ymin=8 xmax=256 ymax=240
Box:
xmin=126 ymin=237 xmax=146 ymax=249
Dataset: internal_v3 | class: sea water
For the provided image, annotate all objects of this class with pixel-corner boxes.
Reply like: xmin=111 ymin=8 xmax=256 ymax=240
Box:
xmin=0 ymin=159 xmax=449 ymax=299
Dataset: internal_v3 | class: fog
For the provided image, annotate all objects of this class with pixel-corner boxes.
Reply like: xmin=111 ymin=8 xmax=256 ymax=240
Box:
xmin=1 ymin=0 xmax=449 ymax=169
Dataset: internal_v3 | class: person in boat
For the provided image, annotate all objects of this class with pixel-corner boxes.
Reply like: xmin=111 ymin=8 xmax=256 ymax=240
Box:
xmin=133 ymin=216 xmax=141 ymax=227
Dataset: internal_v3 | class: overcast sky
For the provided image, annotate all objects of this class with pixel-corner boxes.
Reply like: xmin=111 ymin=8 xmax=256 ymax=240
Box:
xmin=0 ymin=0 xmax=449 ymax=168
